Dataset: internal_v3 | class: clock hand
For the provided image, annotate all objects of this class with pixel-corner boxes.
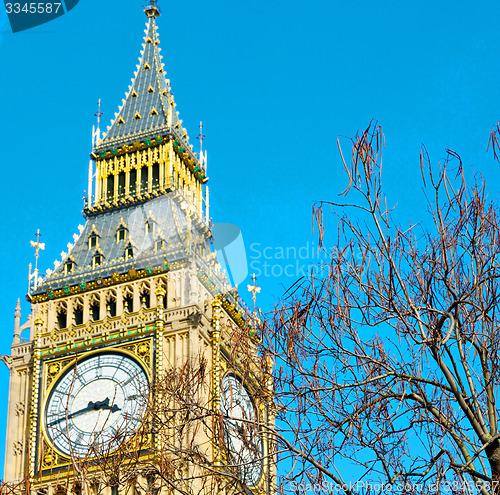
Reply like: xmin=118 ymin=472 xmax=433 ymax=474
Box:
xmin=47 ymin=398 xmax=122 ymax=428
xmin=93 ymin=397 xmax=110 ymax=409
xmin=94 ymin=398 xmax=122 ymax=413
xmin=47 ymin=401 xmax=96 ymax=427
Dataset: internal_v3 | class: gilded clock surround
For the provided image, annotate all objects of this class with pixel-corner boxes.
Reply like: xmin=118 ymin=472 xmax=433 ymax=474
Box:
xmin=219 ymin=370 xmax=265 ymax=490
xmin=211 ymin=298 xmax=271 ymax=495
xmin=37 ymin=341 xmax=154 ymax=473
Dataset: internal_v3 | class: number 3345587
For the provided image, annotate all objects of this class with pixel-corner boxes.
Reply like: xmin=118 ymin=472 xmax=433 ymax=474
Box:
xmin=5 ymin=3 xmax=62 ymax=14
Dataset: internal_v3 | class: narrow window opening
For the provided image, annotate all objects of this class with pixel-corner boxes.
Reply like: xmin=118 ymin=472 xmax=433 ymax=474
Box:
xmin=125 ymin=247 xmax=134 ymax=260
xmin=107 ymin=301 xmax=117 ymax=317
xmin=140 ymin=166 xmax=148 ymax=193
xmin=140 ymin=291 xmax=150 ymax=308
xmin=155 ymin=240 xmax=165 ymax=252
xmin=118 ymin=172 xmax=125 ymax=198
xmin=90 ymin=303 xmax=99 ymax=321
xmin=65 ymin=262 xmax=74 ymax=275
xmin=152 ymin=162 xmax=159 ymax=191
xmin=124 ymin=295 xmax=133 ymax=312
xmin=146 ymin=221 xmax=154 ymax=235
xmin=93 ymin=255 xmax=102 ymax=268
xmin=74 ymin=308 xmax=83 ymax=325
xmin=130 ymin=169 xmax=137 ymax=195
xmin=107 ymin=175 xmax=114 ymax=200
xmin=57 ymin=310 xmax=67 ymax=329
xmin=89 ymin=235 xmax=98 ymax=249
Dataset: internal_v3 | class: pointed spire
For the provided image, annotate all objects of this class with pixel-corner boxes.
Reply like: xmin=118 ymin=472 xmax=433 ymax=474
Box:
xmin=94 ymin=1 xmax=179 ymax=150
xmin=13 ymin=299 xmax=21 ymax=345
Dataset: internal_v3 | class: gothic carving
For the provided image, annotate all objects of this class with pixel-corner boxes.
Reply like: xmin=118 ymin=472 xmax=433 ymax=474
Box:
xmin=12 ymin=441 xmax=23 ymax=456
xmin=15 ymin=401 xmax=25 ymax=416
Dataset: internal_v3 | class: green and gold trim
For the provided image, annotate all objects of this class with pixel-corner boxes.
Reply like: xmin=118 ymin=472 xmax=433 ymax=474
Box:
xmin=39 ymin=322 xmax=156 ymax=359
xmin=30 ymin=260 xmax=175 ymax=304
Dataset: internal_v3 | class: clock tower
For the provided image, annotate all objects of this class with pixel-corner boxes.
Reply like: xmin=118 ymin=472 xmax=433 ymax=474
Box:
xmin=3 ymin=3 xmax=273 ymax=495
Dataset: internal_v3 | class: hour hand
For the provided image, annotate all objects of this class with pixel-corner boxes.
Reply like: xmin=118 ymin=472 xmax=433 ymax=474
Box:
xmin=94 ymin=397 xmax=121 ymax=413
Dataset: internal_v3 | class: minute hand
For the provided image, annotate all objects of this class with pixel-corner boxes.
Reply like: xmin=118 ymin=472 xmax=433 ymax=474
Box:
xmin=47 ymin=398 xmax=121 ymax=427
xmin=47 ymin=401 xmax=96 ymax=427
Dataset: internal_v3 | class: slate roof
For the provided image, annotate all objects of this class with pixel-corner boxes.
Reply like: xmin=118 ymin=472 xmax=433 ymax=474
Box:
xmin=33 ymin=193 xmax=216 ymax=295
xmin=93 ymin=10 xmax=180 ymax=151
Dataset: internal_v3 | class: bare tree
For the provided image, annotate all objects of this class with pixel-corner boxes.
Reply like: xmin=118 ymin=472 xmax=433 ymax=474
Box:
xmin=266 ymin=122 xmax=500 ymax=495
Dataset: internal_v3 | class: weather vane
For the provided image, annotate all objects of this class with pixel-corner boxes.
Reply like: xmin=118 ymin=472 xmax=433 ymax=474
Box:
xmin=29 ymin=229 xmax=45 ymax=291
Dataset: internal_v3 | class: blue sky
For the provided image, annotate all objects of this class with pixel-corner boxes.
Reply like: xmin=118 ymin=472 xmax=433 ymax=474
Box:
xmin=1 ymin=0 xmax=500 ymax=477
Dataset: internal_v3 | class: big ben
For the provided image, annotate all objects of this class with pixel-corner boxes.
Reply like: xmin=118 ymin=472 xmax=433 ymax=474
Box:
xmin=2 ymin=3 xmax=273 ymax=494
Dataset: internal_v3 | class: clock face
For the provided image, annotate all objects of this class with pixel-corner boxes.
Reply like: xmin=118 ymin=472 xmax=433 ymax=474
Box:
xmin=221 ymin=374 xmax=263 ymax=487
xmin=44 ymin=352 xmax=149 ymax=458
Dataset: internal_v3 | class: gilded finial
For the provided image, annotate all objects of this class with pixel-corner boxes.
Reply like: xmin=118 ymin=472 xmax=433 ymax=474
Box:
xmin=29 ymin=229 xmax=45 ymax=291
xmin=247 ymin=273 xmax=261 ymax=309
xmin=247 ymin=273 xmax=261 ymax=331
